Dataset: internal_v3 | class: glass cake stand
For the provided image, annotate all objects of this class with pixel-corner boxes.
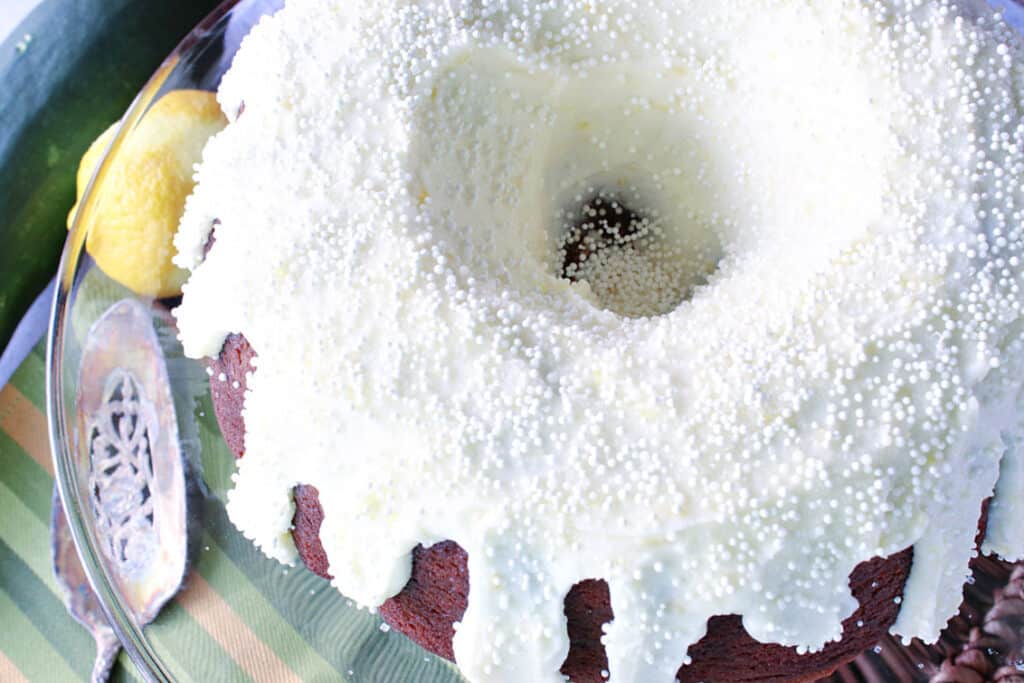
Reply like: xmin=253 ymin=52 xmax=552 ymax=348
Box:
xmin=47 ymin=0 xmax=1024 ymax=681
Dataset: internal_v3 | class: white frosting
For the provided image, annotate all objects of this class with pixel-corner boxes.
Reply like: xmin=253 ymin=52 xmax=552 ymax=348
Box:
xmin=173 ymin=0 xmax=1024 ymax=681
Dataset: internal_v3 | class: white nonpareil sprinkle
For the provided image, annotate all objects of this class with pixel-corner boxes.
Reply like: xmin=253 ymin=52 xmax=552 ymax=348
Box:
xmin=173 ymin=1 xmax=1024 ymax=682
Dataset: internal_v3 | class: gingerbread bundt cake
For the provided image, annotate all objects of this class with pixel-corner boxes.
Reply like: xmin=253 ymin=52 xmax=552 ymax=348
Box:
xmin=175 ymin=0 xmax=1024 ymax=681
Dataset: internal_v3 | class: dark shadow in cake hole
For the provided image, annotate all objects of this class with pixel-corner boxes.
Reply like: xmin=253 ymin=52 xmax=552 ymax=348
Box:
xmin=557 ymin=189 xmax=723 ymax=318
xmin=559 ymin=192 xmax=648 ymax=283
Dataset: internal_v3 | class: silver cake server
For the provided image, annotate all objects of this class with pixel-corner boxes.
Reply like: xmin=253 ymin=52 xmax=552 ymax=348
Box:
xmin=52 ymin=298 xmax=191 ymax=681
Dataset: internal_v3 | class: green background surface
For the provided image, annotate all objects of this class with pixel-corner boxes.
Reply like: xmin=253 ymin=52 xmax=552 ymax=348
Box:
xmin=0 ymin=0 xmax=222 ymax=351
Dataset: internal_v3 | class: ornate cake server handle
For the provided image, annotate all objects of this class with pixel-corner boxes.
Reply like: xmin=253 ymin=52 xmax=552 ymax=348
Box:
xmin=51 ymin=485 xmax=122 ymax=683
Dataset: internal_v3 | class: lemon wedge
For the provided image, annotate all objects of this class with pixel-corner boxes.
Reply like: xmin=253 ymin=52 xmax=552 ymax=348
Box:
xmin=68 ymin=90 xmax=227 ymax=298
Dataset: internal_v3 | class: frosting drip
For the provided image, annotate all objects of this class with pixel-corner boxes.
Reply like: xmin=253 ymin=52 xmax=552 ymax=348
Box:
xmin=174 ymin=1 xmax=1024 ymax=681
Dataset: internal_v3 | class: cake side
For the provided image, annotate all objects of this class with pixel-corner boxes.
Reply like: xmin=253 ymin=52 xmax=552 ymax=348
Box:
xmin=211 ymin=338 xmax=915 ymax=683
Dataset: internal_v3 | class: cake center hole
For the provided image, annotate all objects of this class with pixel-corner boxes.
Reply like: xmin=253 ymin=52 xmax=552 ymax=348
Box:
xmin=558 ymin=191 xmax=721 ymax=318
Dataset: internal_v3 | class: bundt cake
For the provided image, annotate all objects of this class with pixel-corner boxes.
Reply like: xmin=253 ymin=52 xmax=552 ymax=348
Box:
xmin=174 ymin=0 xmax=1024 ymax=680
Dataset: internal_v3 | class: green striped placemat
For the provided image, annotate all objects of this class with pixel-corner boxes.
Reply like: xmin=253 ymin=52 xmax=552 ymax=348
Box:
xmin=0 ymin=340 xmax=463 ymax=682
xmin=0 ymin=342 xmax=140 ymax=682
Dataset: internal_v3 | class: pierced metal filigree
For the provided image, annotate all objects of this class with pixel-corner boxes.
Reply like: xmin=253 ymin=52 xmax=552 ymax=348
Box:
xmin=72 ymin=298 xmax=188 ymax=627
xmin=87 ymin=369 xmax=160 ymax=579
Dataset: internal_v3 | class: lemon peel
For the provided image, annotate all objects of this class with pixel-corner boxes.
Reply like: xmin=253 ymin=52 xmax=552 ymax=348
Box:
xmin=68 ymin=90 xmax=226 ymax=298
